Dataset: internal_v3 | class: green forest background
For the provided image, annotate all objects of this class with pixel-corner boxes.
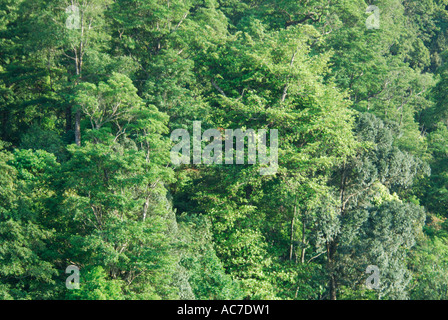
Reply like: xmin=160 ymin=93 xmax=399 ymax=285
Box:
xmin=1 ymin=0 xmax=448 ymax=300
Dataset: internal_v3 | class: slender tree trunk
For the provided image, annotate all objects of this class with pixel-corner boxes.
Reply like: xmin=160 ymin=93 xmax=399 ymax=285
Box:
xmin=143 ymin=195 xmax=150 ymax=222
xmin=73 ymin=41 xmax=82 ymax=146
xmin=329 ymin=273 xmax=337 ymax=300
xmin=75 ymin=109 xmax=81 ymax=146
xmin=327 ymin=240 xmax=337 ymax=300
xmin=324 ymin=165 xmax=348 ymax=299
xmin=300 ymin=215 xmax=306 ymax=263
xmin=289 ymin=204 xmax=297 ymax=261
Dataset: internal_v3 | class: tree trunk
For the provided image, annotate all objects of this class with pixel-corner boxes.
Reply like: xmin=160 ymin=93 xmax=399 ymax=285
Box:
xmin=75 ymin=109 xmax=81 ymax=146
xmin=289 ymin=204 xmax=297 ymax=261
xmin=329 ymin=273 xmax=337 ymax=300
xmin=327 ymin=240 xmax=337 ymax=300
xmin=300 ymin=215 xmax=306 ymax=264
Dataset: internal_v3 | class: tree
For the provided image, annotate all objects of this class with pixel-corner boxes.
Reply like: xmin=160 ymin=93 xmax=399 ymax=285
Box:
xmin=0 ymin=145 xmax=60 ymax=299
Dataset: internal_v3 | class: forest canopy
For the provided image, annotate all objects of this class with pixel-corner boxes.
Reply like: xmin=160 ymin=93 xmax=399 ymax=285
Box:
xmin=0 ymin=0 xmax=448 ymax=300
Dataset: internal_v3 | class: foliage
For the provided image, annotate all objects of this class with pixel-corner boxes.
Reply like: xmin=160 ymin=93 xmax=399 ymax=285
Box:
xmin=0 ymin=0 xmax=447 ymax=300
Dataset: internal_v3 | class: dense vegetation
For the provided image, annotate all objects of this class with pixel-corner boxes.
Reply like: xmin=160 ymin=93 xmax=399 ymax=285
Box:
xmin=0 ymin=0 xmax=448 ymax=300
